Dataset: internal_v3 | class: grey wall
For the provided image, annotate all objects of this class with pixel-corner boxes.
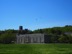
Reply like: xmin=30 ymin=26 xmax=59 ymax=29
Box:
xmin=16 ymin=34 xmax=45 ymax=44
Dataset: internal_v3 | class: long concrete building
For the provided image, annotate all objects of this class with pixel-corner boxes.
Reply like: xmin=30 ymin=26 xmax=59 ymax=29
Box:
xmin=16 ymin=26 xmax=51 ymax=44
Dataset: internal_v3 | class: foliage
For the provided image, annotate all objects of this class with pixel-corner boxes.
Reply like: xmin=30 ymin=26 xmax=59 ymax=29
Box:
xmin=0 ymin=25 xmax=72 ymax=44
xmin=33 ymin=25 xmax=72 ymax=34
xmin=0 ymin=30 xmax=16 ymax=44
xmin=33 ymin=25 xmax=72 ymax=43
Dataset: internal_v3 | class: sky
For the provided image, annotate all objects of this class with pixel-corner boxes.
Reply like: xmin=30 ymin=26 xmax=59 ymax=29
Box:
xmin=0 ymin=0 xmax=72 ymax=30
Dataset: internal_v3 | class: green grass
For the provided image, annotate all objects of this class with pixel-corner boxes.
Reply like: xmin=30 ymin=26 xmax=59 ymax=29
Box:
xmin=0 ymin=44 xmax=72 ymax=54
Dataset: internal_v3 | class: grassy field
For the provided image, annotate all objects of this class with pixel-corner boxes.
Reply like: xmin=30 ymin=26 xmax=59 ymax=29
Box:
xmin=0 ymin=44 xmax=72 ymax=54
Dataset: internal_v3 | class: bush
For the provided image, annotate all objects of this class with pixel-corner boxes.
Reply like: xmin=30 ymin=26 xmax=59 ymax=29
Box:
xmin=0 ymin=30 xmax=16 ymax=44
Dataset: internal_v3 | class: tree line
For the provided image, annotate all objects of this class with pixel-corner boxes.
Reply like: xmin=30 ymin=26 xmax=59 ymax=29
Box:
xmin=0 ymin=25 xmax=72 ymax=44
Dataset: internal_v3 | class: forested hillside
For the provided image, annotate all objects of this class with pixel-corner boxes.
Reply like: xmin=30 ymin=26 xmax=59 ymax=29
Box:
xmin=0 ymin=25 xmax=72 ymax=44
xmin=33 ymin=25 xmax=72 ymax=43
xmin=33 ymin=25 xmax=72 ymax=34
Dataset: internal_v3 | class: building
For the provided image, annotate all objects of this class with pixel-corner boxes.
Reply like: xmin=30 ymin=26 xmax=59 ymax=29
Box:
xmin=16 ymin=26 xmax=51 ymax=44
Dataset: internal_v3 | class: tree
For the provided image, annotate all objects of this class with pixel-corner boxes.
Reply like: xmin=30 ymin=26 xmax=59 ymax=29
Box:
xmin=58 ymin=35 xmax=69 ymax=43
xmin=0 ymin=30 xmax=16 ymax=44
xmin=67 ymin=35 xmax=72 ymax=43
xmin=51 ymin=35 xmax=59 ymax=43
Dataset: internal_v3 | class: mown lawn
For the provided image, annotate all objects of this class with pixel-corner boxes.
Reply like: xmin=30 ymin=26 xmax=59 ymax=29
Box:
xmin=0 ymin=44 xmax=72 ymax=54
